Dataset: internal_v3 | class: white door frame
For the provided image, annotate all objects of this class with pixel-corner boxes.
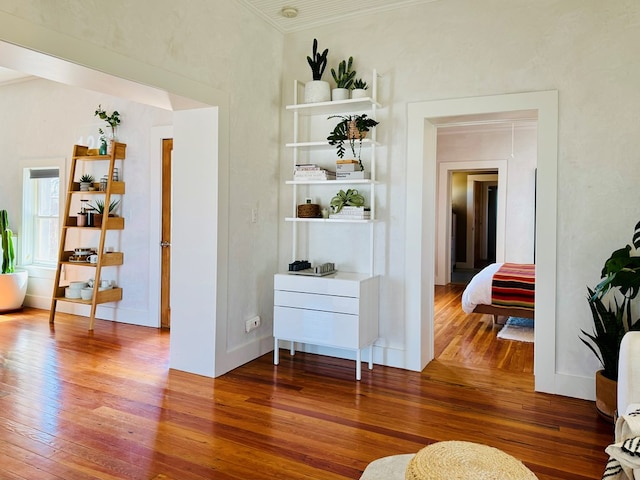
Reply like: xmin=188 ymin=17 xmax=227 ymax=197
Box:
xmin=406 ymin=91 xmax=558 ymax=395
xmin=436 ymin=163 xmax=506 ymax=286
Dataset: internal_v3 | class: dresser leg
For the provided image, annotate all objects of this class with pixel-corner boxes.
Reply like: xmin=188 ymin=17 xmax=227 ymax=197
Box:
xmin=356 ymin=350 xmax=362 ymax=380
xmin=274 ymin=338 xmax=279 ymax=365
xmin=369 ymin=344 xmax=374 ymax=370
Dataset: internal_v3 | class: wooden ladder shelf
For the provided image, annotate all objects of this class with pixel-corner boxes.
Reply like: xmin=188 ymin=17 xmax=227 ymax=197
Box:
xmin=49 ymin=143 xmax=126 ymax=330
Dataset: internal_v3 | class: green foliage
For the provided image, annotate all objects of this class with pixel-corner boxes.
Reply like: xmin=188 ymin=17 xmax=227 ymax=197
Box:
xmin=94 ymin=105 xmax=121 ymax=129
xmin=330 ymin=189 xmax=365 ymax=214
xmin=91 ymin=198 xmax=120 ymax=214
xmin=581 ymin=220 xmax=640 ymax=381
xmin=306 ymin=39 xmax=328 ymax=81
xmin=79 ymin=174 xmax=95 ymax=183
xmin=95 ymin=105 xmax=121 ymax=140
xmin=352 ymin=78 xmax=368 ymax=90
xmin=0 ymin=210 xmax=15 ymax=274
xmin=327 ymin=114 xmax=379 ymax=170
xmin=331 ymin=57 xmax=356 ymax=89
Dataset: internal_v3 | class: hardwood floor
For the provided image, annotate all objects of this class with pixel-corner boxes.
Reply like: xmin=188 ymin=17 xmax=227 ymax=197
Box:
xmin=0 ymin=293 xmax=611 ymax=479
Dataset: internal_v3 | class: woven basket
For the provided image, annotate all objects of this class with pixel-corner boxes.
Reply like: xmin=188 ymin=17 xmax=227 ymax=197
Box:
xmin=348 ymin=120 xmax=368 ymax=140
xmin=297 ymin=203 xmax=321 ymax=218
xmin=405 ymin=441 xmax=538 ymax=480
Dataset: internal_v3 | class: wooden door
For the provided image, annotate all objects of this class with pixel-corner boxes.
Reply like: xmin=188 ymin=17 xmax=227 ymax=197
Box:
xmin=161 ymin=139 xmax=173 ymax=328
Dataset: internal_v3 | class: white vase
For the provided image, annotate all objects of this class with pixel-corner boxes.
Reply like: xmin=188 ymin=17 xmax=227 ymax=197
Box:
xmin=0 ymin=269 xmax=28 ymax=312
xmin=332 ymin=88 xmax=350 ymax=101
xmin=351 ymin=88 xmax=368 ymax=99
xmin=304 ymin=80 xmax=330 ymax=103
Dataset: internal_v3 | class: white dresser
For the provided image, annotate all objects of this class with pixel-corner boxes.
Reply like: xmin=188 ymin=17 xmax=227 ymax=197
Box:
xmin=273 ymin=272 xmax=379 ymax=380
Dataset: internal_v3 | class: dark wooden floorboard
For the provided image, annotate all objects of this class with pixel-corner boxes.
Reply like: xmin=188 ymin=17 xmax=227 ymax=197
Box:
xmin=0 ymin=292 xmax=610 ymax=479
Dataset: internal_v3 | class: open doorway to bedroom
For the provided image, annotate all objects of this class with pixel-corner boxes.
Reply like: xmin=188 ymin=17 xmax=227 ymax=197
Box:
xmin=433 ymin=113 xmax=538 ymax=377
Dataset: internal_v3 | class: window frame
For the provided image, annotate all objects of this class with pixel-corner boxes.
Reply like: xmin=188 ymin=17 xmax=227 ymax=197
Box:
xmin=19 ymin=157 xmax=65 ymax=273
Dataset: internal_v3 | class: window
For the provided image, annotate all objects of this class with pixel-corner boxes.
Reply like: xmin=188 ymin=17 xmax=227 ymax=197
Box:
xmin=22 ymin=167 xmax=60 ymax=267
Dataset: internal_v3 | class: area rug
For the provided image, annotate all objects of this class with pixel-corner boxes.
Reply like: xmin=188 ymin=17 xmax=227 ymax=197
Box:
xmin=497 ymin=316 xmax=534 ymax=343
xmin=359 ymin=454 xmax=414 ymax=480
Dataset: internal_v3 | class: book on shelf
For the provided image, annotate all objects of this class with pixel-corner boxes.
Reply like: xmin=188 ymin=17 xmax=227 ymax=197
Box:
xmin=329 ymin=206 xmax=371 ymax=220
xmin=335 ymin=162 xmax=362 ymax=172
xmin=335 ymin=159 xmax=359 ymax=164
xmin=294 ymin=164 xmax=336 ymax=179
xmin=336 ymin=170 xmax=370 ymax=180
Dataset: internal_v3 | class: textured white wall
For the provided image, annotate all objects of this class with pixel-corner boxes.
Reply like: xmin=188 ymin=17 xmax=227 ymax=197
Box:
xmin=0 ymin=78 xmax=173 ymax=324
xmin=437 ymin=126 xmax=537 ymax=264
xmin=281 ymin=0 xmax=640 ymax=394
xmin=0 ymin=0 xmax=283 ymax=374
xmin=1 ymin=0 xmax=639 ymax=395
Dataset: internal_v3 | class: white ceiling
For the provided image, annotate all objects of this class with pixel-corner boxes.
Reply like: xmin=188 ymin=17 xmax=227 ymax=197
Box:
xmin=236 ymin=0 xmax=440 ymax=33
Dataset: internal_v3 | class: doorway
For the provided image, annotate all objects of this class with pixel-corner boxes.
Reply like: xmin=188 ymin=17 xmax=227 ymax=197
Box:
xmin=405 ymin=91 xmax=558 ymax=394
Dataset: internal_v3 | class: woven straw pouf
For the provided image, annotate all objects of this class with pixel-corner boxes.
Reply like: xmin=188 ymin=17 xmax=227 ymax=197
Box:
xmin=405 ymin=441 xmax=538 ymax=480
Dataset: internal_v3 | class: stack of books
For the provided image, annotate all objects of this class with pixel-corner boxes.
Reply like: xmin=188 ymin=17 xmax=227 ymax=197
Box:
xmin=329 ymin=206 xmax=371 ymax=220
xmin=335 ymin=160 xmax=369 ymax=180
xmin=293 ymin=164 xmax=336 ymax=181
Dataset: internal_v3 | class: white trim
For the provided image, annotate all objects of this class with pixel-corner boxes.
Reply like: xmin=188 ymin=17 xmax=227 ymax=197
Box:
xmin=436 ymin=161 xmax=507 ymax=285
xmin=407 ymin=91 xmax=559 ymax=395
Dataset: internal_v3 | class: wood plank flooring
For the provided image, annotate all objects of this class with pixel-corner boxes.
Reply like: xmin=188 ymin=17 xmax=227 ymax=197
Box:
xmin=0 ymin=290 xmax=611 ymax=479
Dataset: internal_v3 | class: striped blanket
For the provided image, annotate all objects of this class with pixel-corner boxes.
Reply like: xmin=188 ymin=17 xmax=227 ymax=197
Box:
xmin=491 ymin=263 xmax=535 ymax=311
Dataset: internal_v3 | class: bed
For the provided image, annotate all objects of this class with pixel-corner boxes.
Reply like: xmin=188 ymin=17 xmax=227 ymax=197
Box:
xmin=461 ymin=262 xmax=535 ymax=321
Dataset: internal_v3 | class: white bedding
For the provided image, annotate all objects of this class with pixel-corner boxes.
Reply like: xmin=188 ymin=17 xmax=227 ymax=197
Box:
xmin=461 ymin=262 xmax=503 ymax=314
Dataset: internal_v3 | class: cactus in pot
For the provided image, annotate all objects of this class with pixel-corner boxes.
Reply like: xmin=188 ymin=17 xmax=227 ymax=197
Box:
xmin=1 ymin=210 xmax=15 ymax=274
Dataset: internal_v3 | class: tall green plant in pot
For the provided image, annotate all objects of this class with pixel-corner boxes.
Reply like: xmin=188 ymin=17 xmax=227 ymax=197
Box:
xmin=580 ymin=219 xmax=640 ymax=421
xmin=1 ymin=209 xmax=15 ymax=274
xmin=0 ymin=210 xmax=28 ymax=312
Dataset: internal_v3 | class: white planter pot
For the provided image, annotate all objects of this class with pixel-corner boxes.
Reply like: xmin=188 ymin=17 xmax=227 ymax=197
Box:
xmin=0 ymin=269 xmax=28 ymax=312
xmin=80 ymin=182 xmax=91 ymax=191
xmin=351 ymin=88 xmax=368 ymax=99
xmin=332 ymin=88 xmax=350 ymax=101
xmin=304 ymin=80 xmax=330 ymax=103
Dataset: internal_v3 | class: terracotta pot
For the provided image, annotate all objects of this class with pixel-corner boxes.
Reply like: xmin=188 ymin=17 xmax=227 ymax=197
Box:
xmin=595 ymin=369 xmax=617 ymax=423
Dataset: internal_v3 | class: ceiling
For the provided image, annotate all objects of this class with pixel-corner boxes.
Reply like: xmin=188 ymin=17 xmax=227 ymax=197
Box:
xmin=236 ymin=0 xmax=439 ymax=33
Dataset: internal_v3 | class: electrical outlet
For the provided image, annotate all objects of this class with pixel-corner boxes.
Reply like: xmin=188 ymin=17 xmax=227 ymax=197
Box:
xmin=245 ymin=316 xmax=261 ymax=333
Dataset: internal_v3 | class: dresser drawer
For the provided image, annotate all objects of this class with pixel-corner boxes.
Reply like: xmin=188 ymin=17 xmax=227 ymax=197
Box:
xmin=274 ymin=290 xmax=359 ymax=315
xmin=274 ymin=306 xmax=359 ymax=349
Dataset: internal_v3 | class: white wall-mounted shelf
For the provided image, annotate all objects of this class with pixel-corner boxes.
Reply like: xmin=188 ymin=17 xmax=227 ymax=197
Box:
xmin=273 ymin=69 xmax=383 ymax=380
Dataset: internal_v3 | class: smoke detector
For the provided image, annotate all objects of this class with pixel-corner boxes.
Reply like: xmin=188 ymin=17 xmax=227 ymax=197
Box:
xmin=281 ymin=6 xmax=298 ymax=18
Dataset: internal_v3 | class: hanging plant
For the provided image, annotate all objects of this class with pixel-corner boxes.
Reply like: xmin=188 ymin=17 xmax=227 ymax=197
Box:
xmin=327 ymin=114 xmax=379 ymax=171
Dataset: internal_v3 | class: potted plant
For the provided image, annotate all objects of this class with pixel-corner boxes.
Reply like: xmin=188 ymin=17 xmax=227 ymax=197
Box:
xmin=330 ymin=56 xmax=356 ymax=101
xmin=330 ymin=188 xmax=365 ymax=214
xmin=580 ymin=219 xmax=640 ymax=421
xmin=94 ymin=104 xmax=121 ymax=153
xmin=327 ymin=114 xmax=379 ymax=171
xmin=304 ymin=39 xmax=330 ymax=104
xmin=0 ymin=210 xmax=28 ymax=312
xmin=351 ymin=78 xmax=368 ymax=99
xmin=91 ymin=198 xmax=120 ymax=227
xmin=79 ymin=173 xmax=95 ymax=191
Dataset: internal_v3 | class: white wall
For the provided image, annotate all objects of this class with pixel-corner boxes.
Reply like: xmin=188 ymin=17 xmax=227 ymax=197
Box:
xmin=2 ymin=0 xmax=640 ymax=398
xmin=437 ymin=125 xmax=537 ymax=265
xmin=281 ymin=0 xmax=640 ymax=397
xmin=0 ymin=1 xmax=283 ymax=376
xmin=0 ymin=78 xmax=173 ymax=325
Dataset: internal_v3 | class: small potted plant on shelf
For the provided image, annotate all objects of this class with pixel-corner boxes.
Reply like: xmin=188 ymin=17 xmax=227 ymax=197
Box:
xmin=351 ymin=78 xmax=368 ymax=99
xmin=90 ymin=199 xmax=120 ymax=227
xmin=329 ymin=188 xmax=365 ymax=214
xmin=580 ymin=219 xmax=640 ymax=422
xmin=304 ymin=38 xmax=330 ymax=104
xmin=79 ymin=174 xmax=95 ymax=191
xmin=330 ymin=56 xmax=356 ymax=101
xmin=327 ymin=114 xmax=379 ymax=172
xmin=94 ymin=104 xmax=121 ymax=153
